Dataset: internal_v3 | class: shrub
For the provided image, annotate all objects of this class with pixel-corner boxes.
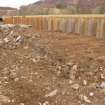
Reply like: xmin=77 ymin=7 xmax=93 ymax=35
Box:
xmin=56 ymin=3 xmax=66 ymax=9
xmin=92 ymin=5 xmax=105 ymax=14
xmin=67 ymin=6 xmax=81 ymax=14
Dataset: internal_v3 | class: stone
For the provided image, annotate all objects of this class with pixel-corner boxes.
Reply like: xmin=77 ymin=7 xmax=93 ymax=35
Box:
xmin=89 ymin=92 xmax=94 ymax=97
xmin=11 ymin=99 xmax=15 ymax=103
xmin=23 ymin=46 xmax=29 ymax=49
xmin=20 ymin=103 xmax=25 ymax=105
xmin=45 ymin=89 xmax=58 ymax=98
xmin=39 ymin=102 xmax=42 ymax=105
xmin=19 ymin=25 xmax=32 ymax=29
xmin=0 ymin=24 xmax=10 ymax=29
xmin=80 ymin=95 xmax=91 ymax=103
xmin=81 ymin=104 xmax=85 ymax=105
xmin=99 ymin=66 xmax=103 ymax=71
xmin=67 ymin=62 xmax=74 ymax=66
xmin=97 ymin=56 xmax=105 ymax=61
xmin=72 ymin=65 xmax=78 ymax=71
xmin=98 ymin=82 xmax=105 ymax=89
xmin=69 ymin=80 xmax=73 ymax=84
xmin=83 ymin=96 xmax=91 ymax=103
xmin=83 ymin=80 xmax=87 ymax=86
xmin=100 ymin=74 xmax=105 ymax=79
xmin=14 ymin=78 xmax=19 ymax=82
xmin=9 ymin=31 xmax=14 ymax=35
xmin=34 ymin=72 xmax=38 ymax=75
xmin=4 ymin=82 xmax=8 ymax=84
xmin=15 ymin=36 xmax=22 ymax=42
xmin=43 ymin=101 xmax=49 ymax=105
xmin=71 ymin=84 xmax=80 ymax=90
xmin=3 ymin=77 xmax=8 ymax=79
xmin=32 ymin=58 xmax=37 ymax=63
xmin=7 ymin=100 xmax=11 ymax=103
xmin=4 ymin=38 xmax=9 ymax=43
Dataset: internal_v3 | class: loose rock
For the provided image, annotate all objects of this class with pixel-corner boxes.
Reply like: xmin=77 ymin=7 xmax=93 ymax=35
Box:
xmin=89 ymin=92 xmax=94 ymax=97
xmin=45 ymin=89 xmax=58 ymax=98
xmin=71 ymin=84 xmax=80 ymax=90
xmin=97 ymin=82 xmax=105 ymax=89
xmin=43 ymin=101 xmax=49 ymax=105
xmin=83 ymin=80 xmax=87 ymax=86
xmin=80 ymin=95 xmax=91 ymax=103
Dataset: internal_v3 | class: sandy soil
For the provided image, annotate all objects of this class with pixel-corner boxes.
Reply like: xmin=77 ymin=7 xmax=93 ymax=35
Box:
xmin=0 ymin=25 xmax=105 ymax=105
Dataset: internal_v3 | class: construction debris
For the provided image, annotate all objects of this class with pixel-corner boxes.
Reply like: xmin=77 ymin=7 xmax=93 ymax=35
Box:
xmin=45 ymin=89 xmax=58 ymax=98
xmin=80 ymin=95 xmax=91 ymax=103
xmin=71 ymin=84 xmax=80 ymax=90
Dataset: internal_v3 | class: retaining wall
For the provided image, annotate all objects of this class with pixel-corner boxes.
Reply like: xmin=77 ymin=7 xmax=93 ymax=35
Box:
xmin=4 ymin=15 xmax=105 ymax=39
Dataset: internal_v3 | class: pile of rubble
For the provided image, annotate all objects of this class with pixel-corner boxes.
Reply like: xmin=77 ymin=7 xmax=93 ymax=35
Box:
xmin=0 ymin=24 xmax=33 ymax=49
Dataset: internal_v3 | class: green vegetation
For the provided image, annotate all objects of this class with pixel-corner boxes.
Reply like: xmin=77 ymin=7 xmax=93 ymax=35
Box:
xmin=19 ymin=4 xmax=105 ymax=15
xmin=67 ymin=6 xmax=81 ymax=14
xmin=92 ymin=5 xmax=105 ymax=14
xmin=56 ymin=3 xmax=66 ymax=9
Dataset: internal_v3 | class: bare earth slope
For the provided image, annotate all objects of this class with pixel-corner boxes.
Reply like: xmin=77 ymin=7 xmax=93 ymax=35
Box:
xmin=19 ymin=0 xmax=105 ymax=14
xmin=0 ymin=25 xmax=105 ymax=105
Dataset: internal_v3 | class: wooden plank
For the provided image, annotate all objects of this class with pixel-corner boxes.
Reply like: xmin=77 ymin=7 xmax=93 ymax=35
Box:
xmin=75 ymin=18 xmax=82 ymax=34
xmin=42 ymin=17 xmax=48 ymax=31
xmin=76 ymin=18 xmax=85 ymax=35
xmin=96 ymin=18 xmax=105 ymax=39
xmin=48 ymin=16 xmax=53 ymax=31
xmin=53 ymin=17 xmax=61 ymax=32
xmin=66 ymin=18 xmax=76 ymax=33
xmin=59 ymin=18 xmax=67 ymax=32
xmin=87 ymin=18 xmax=97 ymax=36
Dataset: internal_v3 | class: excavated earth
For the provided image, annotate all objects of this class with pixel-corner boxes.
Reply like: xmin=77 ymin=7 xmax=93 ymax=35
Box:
xmin=0 ymin=24 xmax=105 ymax=105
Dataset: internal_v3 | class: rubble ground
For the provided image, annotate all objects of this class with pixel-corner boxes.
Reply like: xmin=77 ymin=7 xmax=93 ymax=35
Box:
xmin=0 ymin=24 xmax=105 ymax=105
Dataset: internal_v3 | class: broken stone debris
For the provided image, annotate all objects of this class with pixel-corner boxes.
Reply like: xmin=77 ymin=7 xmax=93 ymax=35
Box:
xmin=79 ymin=94 xmax=91 ymax=103
xmin=45 ymin=89 xmax=58 ymax=98
xmin=19 ymin=24 xmax=32 ymax=29
xmin=89 ymin=92 xmax=94 ymax=97
xmin=20 ymin=103 xmax=25 ymax=105
xmin=0 ymin=24 xmax=15 ymax=29
xmin=71 ymin=84 xmax=80 ymax=90
xmin=83 ymin=80 xmax=87 ymax=86
xmin=97 ymin=82 xmax=105 ymax=89
xmin=0 ymin=24 xmax=32 ymax=29
xmin=43 ymin=101 xmax=49 ymax=105
xmin=0 ymin=27 xmax=24 ymax=49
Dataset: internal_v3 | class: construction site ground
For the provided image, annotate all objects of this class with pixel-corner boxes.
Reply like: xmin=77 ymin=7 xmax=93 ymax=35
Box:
xmin=0 ymin=25 xmax=105 ymax=105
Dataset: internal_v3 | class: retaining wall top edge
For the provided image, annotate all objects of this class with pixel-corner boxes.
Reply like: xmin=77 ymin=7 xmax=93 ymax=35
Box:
xmin=4 ymin=15 xmax=105 ymax=18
